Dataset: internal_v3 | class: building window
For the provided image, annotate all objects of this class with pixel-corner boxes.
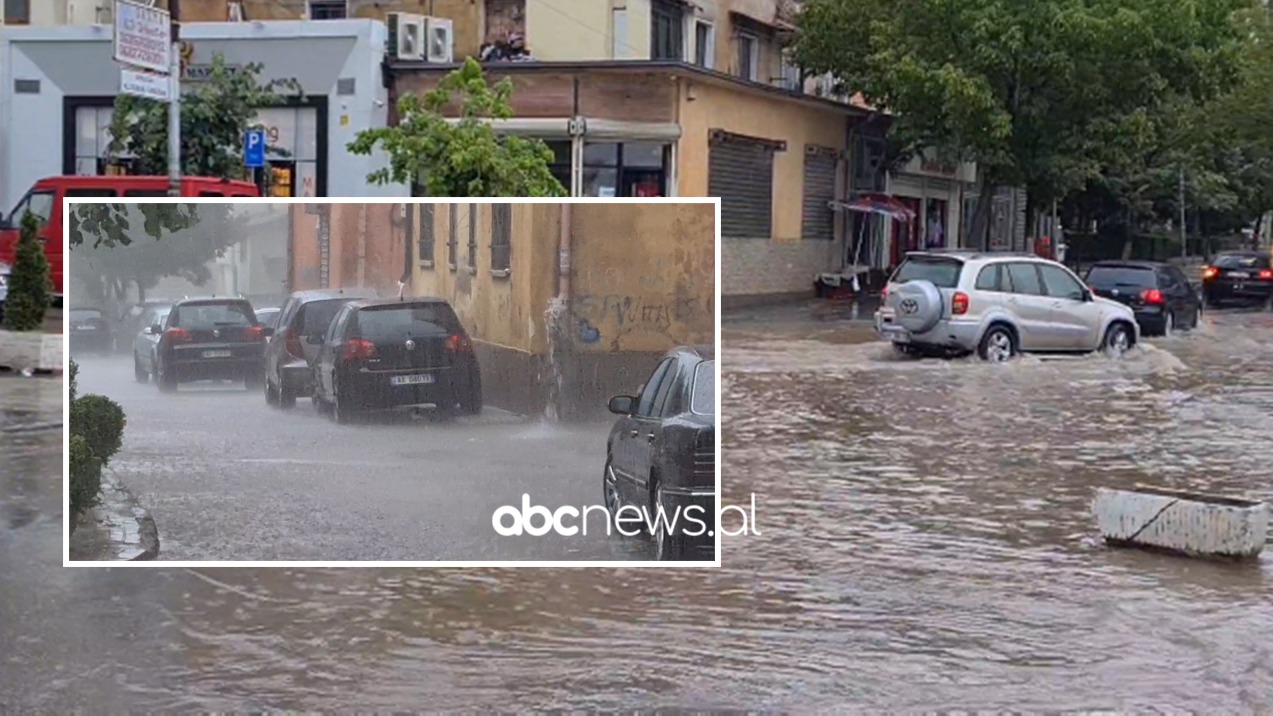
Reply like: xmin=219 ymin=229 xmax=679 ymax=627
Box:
xmin=547 ymin=141 xmax=671 ymax=197
xmin=709 ymin=131 xmax=780 ymax=238
xmin=651 ymin=0 xmax=685 ymax=61
xmin=308 ymin=0 xmax=347 ymax=20
xmin=694 ymin=20 xmax=714 ymax=68
xmin=467 ymin=205 xmax=478 ymax=271
xmin=448 ymin=204 xmax=458 ymax=270
xmin=418 ymin=204 xmax=435 ymax=267
xmin=737 ymin=32 xmax=759 ymax=81
xmin=491 ymin=204 xmax=512 ymax=274
xmin=852 ymin=135 xmax=887 ymax=193
xmin=4 ymin=0 xmax=30 ymax=23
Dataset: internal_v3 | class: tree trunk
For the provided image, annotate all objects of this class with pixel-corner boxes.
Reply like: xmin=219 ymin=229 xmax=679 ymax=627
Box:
xmin=1121 ymin=207 xmax=1134 ymax=260
xmin=968 ymin=177 xmax=998 ymax=251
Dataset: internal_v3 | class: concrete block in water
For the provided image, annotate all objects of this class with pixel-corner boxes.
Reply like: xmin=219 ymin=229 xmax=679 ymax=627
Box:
xmin=1092 ymin=485 xmax=1268 ymax=560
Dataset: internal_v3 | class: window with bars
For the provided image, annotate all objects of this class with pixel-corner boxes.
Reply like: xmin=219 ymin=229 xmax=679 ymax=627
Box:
xmin=448 ymin=204 xmax=458 ymax=270
xmin=418 ymin=204 xmax=435 ymax=267
xmin=307 ymin=0 xmax=347 ymax=19
xmin=491 ymin=204 xmax=512 ymax=274
xmin=467 ymin=206 xmax=478 ymax=271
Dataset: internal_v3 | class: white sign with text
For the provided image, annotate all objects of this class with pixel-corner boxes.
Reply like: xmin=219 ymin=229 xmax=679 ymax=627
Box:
xmin=114 ymin=0 xmax=171 ymax=74
xmin=120 ymin=68 xmax=171 ymax=102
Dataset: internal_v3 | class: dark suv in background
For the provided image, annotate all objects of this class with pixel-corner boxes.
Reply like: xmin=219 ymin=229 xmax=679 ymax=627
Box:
xmin=264 ymin=288 xmax=378 ymax=408
xmin=1201 ymin=251 xmax=1273 ymax=309
xmin=312 ymin=298 xmax=482 ymax=423
xmin=153 ymin=297 xmax=273 ymax=392
xmin=1084 ymin=260 xmax=1201 ymax=336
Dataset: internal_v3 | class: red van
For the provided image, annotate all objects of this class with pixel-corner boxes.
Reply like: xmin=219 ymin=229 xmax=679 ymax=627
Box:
xmin=0 ymin=175 xmax=260 ymax=302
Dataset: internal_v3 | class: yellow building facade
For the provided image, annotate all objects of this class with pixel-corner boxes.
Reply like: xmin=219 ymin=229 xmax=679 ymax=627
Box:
xmin=408 ymin=202 xmax=715 ymax=418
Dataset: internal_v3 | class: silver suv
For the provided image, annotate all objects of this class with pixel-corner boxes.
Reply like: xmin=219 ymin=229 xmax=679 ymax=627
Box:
xmin=874 ymin=250 xmax=1140 ymax=362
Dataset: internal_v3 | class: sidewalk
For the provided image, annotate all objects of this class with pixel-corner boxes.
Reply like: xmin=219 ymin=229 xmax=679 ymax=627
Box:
xmin=68 ymin=471 xmax=159 ymax=562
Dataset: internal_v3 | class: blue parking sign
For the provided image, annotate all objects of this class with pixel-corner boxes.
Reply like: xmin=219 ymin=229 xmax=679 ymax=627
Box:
xmin=244 ymin=129 xmax=266 ymax=168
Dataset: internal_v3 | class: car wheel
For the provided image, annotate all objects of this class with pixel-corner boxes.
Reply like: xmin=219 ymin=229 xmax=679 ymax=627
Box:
xmin=1103 ymin=322 xmax=1134 ymax=357
xmin=892 ymin=343 xmax=921 ymax=359
xmin=977 ymin=325 xmax=1017 ymax=363
xmin=332 ymin=379 xmax=355 ymax=425
xmin=653 ymin=486 xmax=682 ymax=561
xmin=603 ymin=458 xmax=623 ymax=525
xmin=157 ymin=363 xmax=176 ymax=393
xmin=133 ymin=356 xmax=149 ymax=384
xmin=265 ymin=377 xmax=279 ymax=406
xmin=278 ymin=381 xmax=297 ymax=409
xmin=1163 ymin=311 xmax=1175 ymax=338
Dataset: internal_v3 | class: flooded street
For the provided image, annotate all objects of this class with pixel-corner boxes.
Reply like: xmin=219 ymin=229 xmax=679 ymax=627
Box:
xmin=5 ymin=307 xmax=1273 ymax=709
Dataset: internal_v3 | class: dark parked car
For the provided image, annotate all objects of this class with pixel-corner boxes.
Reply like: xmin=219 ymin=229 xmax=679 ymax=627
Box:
xmin=132 ymin=304 xmax=171 ymax=383
xmin=604 ymin=345 xmax=716 ymax=561
xmin=1084 ymin=261 xmax=1201 ymax=336
xmin=311 ymin=297 xmax=482 ymax=423
xmin=68 ymin=307 xmax=113 ymax=354
xmin=265 ymin=289 xmax=377 ymax=409
xmin=1202 ymin=251 xmax=1273 ymax=309
xmin=153 ymin=297 xmax=272 ymax=392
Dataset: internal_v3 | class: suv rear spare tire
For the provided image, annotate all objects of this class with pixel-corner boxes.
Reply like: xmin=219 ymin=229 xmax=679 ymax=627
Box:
xmin=891 ymin=279 xmax=944 ymax=334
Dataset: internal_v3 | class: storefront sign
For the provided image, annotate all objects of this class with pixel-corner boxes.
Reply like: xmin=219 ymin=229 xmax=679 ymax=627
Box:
xmin=181 ymin=63 xmax=245 ymax=81
xmin=120 ymin=67 xmax=170 ymax=102
xmin=114 ymin=0 xmax=171 ymax=74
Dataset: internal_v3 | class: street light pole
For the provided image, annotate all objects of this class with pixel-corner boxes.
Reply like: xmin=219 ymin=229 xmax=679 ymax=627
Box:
xmin=167 ymin=0 xmax=182 ymax=197
xmin=1178 ymin=166 xmax=1187 ymax=260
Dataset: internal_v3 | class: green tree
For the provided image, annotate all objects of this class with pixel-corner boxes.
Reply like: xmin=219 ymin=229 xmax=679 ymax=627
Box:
xmin=793 ymin=0 xmax=1253 ymax=246
xmin=348 ymin=58 xmax=567 ymax=197
xmin=2 ymin=211 xmax=50 ymax=331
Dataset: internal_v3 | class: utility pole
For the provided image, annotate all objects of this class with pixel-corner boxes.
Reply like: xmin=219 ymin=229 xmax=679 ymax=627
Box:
xmin=167 ymin=0 xmax=182 ymax=197
xmin=1178 ymin=166 xmax=1187 ymax=260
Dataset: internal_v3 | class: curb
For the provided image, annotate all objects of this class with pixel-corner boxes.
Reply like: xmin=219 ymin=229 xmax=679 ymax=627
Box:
xmin=70 ymin=472 xmax=160 ymax=562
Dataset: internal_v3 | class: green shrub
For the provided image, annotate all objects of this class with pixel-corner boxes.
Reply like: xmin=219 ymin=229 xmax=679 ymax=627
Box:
xmin=69 ymin=434 xmax=102 ymax=517
xmin=69 ymin=359 xmax=78 ymax=403
xmin=2 ymin=210 xmax=50 ymax=332
xmin=70 ymin=394 xmax=127 ymax=465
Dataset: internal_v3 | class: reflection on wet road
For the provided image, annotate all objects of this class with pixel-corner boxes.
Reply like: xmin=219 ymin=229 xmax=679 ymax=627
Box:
xmin=4 ymin=308 xmax=1272 ymax=709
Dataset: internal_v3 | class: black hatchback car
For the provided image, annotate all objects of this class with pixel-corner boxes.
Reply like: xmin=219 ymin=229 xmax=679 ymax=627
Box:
xmin=604 ymin=345 xmax=716 ymax=561
xmin=153 ymin=297 xmax=273 ymax=392
xmin=1202 ymin=251 xmax=1273 ymax=309
xmin=311 ymin=297 xmax=482 ymax=423
xmin=1084 ymin=261 xmax=1201 ymax=336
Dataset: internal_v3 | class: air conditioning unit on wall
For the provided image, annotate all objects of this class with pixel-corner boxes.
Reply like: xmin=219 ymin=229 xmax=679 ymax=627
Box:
xmin=424 ymin=17 xmax=455 ymax=63
xmin=388 ymin=13 xmax=426 ymax=61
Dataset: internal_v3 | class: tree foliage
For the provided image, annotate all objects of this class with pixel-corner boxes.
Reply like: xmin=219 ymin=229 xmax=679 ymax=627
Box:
xmin=2 ymin=211 xmax=50 ymax=332
xmin=348 ymin=58 xmax=567 ymax=197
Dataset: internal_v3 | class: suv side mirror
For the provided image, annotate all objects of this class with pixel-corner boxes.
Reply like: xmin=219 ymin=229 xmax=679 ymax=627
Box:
xmin=261 ymin=327 xmax=275 ymax=338
xmin=305 ymin=334 xmax=324 ymax=345
xmin=149 ymin=324 xmax=162 ymax=335
xmin=608 ymin=395 xmax=635 ymax=415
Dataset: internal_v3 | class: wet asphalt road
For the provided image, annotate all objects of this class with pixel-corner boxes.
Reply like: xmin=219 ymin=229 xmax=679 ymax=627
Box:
xmin=3 ymin=305 xmax=1272 ymax=710
xmin=71 ymin=354 xmax=651 ymax=562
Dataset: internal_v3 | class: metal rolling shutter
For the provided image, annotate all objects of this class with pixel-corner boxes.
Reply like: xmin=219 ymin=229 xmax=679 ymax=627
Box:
xmin=709 ymin=130 xmax=783 ymax=238
xmin=802 ymin=147 xmax=837 ymax=240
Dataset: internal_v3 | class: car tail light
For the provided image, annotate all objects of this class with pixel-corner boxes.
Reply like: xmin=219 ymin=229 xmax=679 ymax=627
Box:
xmin=165 ymin=327 xmax=192 ymax=343
xmin=1259 ymin=269 xmax=1273 ymax=280
xmin=340 ymin=338 xmax=378 ymax=362
xmin=1202 ymin=266 xmax=1218 ymax=280
xmin=1141 ymin=288 xmax=1165 ymax=304
xmin=951 ymin=291 xmax=970 ymax=315
xmin=285 ymin=328 xmax=305 ymax=359
xmin=446 ymin=334 xmax=473 ymax=353
xmin=880 ymin=286 xmax=889 ymax=302
xmin=246 ymin=325 xmax=266 ymax=341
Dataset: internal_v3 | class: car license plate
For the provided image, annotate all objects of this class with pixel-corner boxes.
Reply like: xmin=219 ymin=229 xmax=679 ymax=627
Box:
xmin=391 ymin=374 xmax=435 ymax=386
xmin=1234 ymin=283 xmax=1245 ymax=291
xmin=1230 ymin=271 xmax=1250 ymax=278
xmin=202 ymin=350 xmax=232 ymax=358
xmin=73 ymin=324 xmax=92 ymax=331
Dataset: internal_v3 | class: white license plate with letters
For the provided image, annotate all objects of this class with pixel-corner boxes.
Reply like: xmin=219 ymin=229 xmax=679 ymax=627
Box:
xmin=1230 ymin=271 xmax=1250 ymax=278
xmin=202 ymin=350 xmax=232 ymax=358
xmin=391 ymin=374 xmax=435 ymax=386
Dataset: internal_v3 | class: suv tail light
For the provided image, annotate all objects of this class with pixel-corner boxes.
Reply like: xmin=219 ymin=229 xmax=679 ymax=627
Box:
xmin=340 ymin=338 xmax=378 ymax=363
xmin=246 ymin=325 xmax=266 ymax=341
xmin=951 ymin=291 xmax=970 ymax=315
xmin=165 ymin=327 xmax=192 ymax=343
xmin=446 ymin=334 xmax=473 ymax=354
xmin=1259 ymin=269 xmax=1273 ymax=280
xmin=1202 ymin=266 xmax=1218 ymax=280
xmin=284 ymin=328 xmax=305 ymax=359
xmin=880 ymin=286 xmax=889 ymax=302
xmin=1141 ymin=288 xmax=1165 ymax=304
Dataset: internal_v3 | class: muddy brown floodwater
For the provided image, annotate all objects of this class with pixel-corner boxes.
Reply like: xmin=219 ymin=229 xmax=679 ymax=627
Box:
xmin=4 ymin=307 xmax=1273 ymax=710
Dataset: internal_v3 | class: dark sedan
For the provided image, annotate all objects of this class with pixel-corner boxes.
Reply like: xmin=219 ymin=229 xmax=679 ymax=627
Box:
xmin=604 ymin=345 xmax=716 ymax=561
xmin=311 ymin=298 xmax=483 ymax=423
xmin=1202 ymin=251 xmax=1273 ymax=309
xmin=68 ymin=307 xmax=113 ymax=354
xmin=1084 ymin=261 xmax=1200 ymax=336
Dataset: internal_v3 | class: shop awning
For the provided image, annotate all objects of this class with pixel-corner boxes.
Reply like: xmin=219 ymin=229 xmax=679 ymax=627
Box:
xmin=829 ymin=194 xmax=916 ymax=221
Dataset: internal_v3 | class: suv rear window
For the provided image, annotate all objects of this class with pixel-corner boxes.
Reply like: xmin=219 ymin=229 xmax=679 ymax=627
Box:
xmin=353 ymin=304 xmax=460 ymax=338
xmin=1214 ymin=254 xmax=1270 ymax=269
xmin=170 ymin=302 xmax=256 ymax=329
xmin=892 ymin=257 xmax=963 ymax=288
xmin=298 ymin=299 xmax=353 ymax=336
xmin=692 ymin=361 xmax=715 ymax=415
xmin=1086 ymin=265 xmax=1158 ymax=288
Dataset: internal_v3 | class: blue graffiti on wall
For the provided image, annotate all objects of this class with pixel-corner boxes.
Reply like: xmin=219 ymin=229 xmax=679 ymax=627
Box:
xmin=578 ymin=319 xmax=601 ymax=344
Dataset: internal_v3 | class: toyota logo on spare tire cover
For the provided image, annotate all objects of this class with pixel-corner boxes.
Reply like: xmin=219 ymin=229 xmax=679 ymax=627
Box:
xmin=893 ymin=280 xmax=944 ymax=334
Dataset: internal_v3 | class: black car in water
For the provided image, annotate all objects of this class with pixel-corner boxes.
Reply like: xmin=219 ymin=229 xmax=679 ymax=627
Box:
xmin=1202 ymin=251 xmax=1273 ymax=309
xmin=604 ymin=345 xmax=716 ymax=561
xmin=1084 ymin=260 xmax=1201 ymax=336
xmin=153 ymin=297 xmax=273 ymax=392
xmin=264 ymin=289 xmax=378 ymax=409
xmin=68 ymin=307 xmax=113 ymax=354
xmin=311 ymin=297 xmax=482 ymax=423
